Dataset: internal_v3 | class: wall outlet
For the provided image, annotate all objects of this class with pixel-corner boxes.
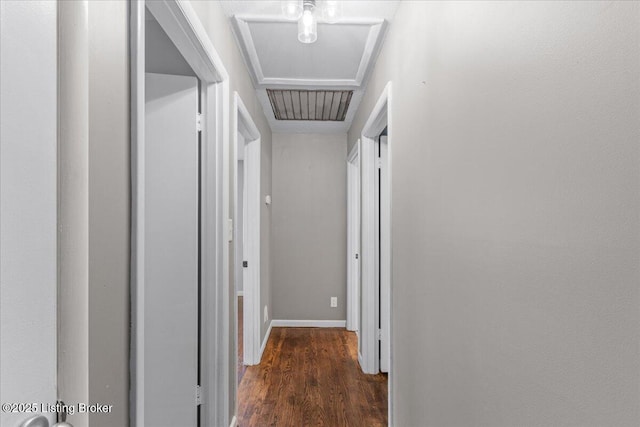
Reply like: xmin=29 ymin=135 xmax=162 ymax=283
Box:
xmin=330 ymin=297 xmax=338 ymax=308
xmin=264 ymin=305 xmax=268 ymax=323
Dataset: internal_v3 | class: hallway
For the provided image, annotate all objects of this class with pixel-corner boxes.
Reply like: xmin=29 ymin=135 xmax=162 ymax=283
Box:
xmin=2 ymin=1 xmax=640 ymax=427
xmin=237 ymin=328 xmax=387 ymax=427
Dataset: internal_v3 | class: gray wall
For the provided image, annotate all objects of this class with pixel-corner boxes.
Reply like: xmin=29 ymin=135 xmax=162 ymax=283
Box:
xmin=189 ymin=1 xmax=273 ymax=422
xmin=1 ymin=2 xmax=58 ymax=426
xmin=145 ymin=13 xmax=196 ymax=77
xmin=272 ymin=133 xmax=347 ymax=321
xmin=87 ymin=2 xmax=130 ymax=426
xmin=348 ymin=1 xmax=640 ymax=426
xmin=58 ymin=1 xmax=90 ymax=426
xmin=44 ymin=3 xmax=130 ymax=427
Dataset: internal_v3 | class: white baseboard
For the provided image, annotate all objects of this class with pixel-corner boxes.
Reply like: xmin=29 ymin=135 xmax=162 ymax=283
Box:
xmin=236 ymin=290 xmax=244 ymax=297
xmin=258 ymin=320 xmax=272 ymax=362
xmin=271 ymin=319 xmax=346 ymax=328
xmin=229 ymin=415 xmax=237 ymax=427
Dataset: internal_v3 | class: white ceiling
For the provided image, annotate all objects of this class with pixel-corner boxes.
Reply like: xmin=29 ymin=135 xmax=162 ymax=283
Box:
xmin=221 ymin=1 xmax=400 ymax=133
xmin=250 ymin=22 xmax=369 ymax=81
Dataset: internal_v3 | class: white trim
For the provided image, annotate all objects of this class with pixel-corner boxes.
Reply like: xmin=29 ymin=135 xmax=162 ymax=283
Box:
xmin=359 ymin=82 xmax=393 ymax=425
xmin=348 ymin=138 xmax=360 ymax=163
xmin=271 ymin=320 xmax=347 ymax=328
xmin=229 ymin=416 xmax=237 ymax=427
xmin=362 ymin=82 xmax=391 ymax=138
xmin=129 ymin=4 xmax=145 ymax=426
xmin=261 ymin=77 xmax=360 ymax=87
xmin=233 ymin=93 xmax=262 ymax=368
xmin=130 ymin=1 xmax=230 ymax=426
xmin=360 ymin=130 xmax=377 ymax=376
xmin=234 ymin=93 xmax=260 ymax=139
xmin=232 ymin=14 xmax=386 ymax=25
xmin=258 ymin=320 xmax=273 ymax=360
xmin=231 ymin=15 xmax=387 ymax=89
xmin=231 ymin=16 xmax=265 ymax=84
xmin=359 ymin=82 xmax=391 ymax=376
xmin=236 ymin=291 xmax=244 ymax=297
xmin=377 ymin=135 xmax=390 ymax=374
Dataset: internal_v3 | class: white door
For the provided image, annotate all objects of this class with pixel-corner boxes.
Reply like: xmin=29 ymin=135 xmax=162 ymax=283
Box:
xmin=1 ymin=2 xmax=58 ymax=426
xmin=144 ymin=72 xmax=199 ymax=427
xmin=242 ymin=137 xmax=261 ymax=365
xmin=235 ymin=136 xmax=245 ymax=297
xmin=376 ymin=135 xmax=391 ymax=372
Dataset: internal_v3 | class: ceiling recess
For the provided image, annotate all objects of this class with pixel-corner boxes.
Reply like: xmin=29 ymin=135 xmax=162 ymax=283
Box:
xmin=267 ymin=89 xmax=353 ymax=121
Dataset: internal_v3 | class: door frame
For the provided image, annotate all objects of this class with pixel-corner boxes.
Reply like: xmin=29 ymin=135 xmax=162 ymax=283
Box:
xmin=232 ymin=93 xmax=262 ymax=366
xmin=130 ymin=2 xmax=231 ymax=426
xmin=346 ymin=140 xmax=361 ymax=333
xmin=359 ymin=83 xmax=392 ymax=388
xmin=375 ymin=133 xmax=390 ymax=374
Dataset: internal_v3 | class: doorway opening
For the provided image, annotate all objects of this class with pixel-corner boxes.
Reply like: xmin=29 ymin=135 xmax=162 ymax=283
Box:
xmin=358 ymin=82 xmax=392 ymax=422
xmin=347 ymin=140 xmax=361 ymax=342
xmin=233 ymin=93 xmax=262 ymax=383
xmin=130 ymin=1 xmax=230 ymax=426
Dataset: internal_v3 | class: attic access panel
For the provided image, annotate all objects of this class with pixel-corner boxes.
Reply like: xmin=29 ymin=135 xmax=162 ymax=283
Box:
xmin=267 ymin=89 xmax=353 ymax=121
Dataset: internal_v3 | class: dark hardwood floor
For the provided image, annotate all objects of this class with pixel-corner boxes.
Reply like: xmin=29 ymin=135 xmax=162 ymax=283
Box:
xmin=238 ymin=296 xmax=247 ymax=384
xmin=237 ymin=327 xmax=388 ymax=427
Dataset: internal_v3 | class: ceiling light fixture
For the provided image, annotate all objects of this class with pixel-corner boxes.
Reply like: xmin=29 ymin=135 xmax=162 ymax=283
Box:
xmin=282 ymin=0 xmax=302 ymax=20
xmin=283 ymin=0 xmax=342 ymax=44
xmin=298 ymin=0 xmax=318 ymax=44
xmin=322 ymin=0 xmax=342 ymax=24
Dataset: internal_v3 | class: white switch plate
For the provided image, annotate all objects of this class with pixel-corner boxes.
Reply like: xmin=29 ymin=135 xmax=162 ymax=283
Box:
xmin=264 ymin=305 xmax=268 ymax=323
xmin=330 ymin=297 xmax=337 ymax=308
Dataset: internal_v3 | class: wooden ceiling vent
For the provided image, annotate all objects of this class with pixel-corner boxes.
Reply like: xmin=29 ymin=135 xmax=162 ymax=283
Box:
xmin=267 ymin=89 xmax=353 ymax=121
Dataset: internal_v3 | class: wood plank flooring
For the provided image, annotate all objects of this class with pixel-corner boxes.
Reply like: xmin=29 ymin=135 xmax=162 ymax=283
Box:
xmin=238 ymin=296 xmax=247 ymax=384
xmin=237 ymin=327 xmax=388 ymax=427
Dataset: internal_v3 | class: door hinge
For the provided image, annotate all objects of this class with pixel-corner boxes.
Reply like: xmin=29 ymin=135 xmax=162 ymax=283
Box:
xmin=376 ymin=158 xmax=382 ymax=169
xmin=377 ymin=329 xmax=382 ymax=340
xmin=195 ymin=385 xmax=202 ymax=406
xmin=196 ymin=113 xmax=203 ymax=132
xmin=228 ymin=218 xmax=233 ymax=242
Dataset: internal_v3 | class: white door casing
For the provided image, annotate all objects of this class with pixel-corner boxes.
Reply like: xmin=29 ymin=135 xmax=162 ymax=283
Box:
xmin=235 ymin=140 xmax=244 ymax=296
xmin=234 ymin=93 xmax=262 ymax=366
xmin=377 ymin=135 xmax=390 ymax=373
xmin=360 ymin=128 xmax=378 ymax=375
xmin=359 ymin=83 xmax=391 ymax=380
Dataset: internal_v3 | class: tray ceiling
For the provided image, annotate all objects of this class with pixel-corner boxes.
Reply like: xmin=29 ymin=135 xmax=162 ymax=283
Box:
xmin=223 ymin=1 xmax=400 ymax=133
xmin=233 ymin=17 xmax=386 ymax=87
xmin=251 ymin=22 xmax=370 ymax=83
